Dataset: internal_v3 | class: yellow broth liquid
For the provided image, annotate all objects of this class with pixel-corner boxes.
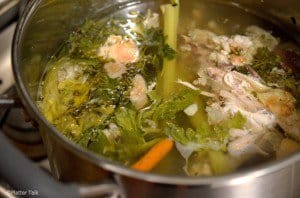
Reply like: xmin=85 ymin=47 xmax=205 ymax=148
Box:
xmin=39 ymin=0 xmax=300 ymax=176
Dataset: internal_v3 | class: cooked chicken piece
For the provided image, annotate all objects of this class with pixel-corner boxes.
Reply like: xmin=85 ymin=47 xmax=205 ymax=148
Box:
xmin=205 ymin=67 xmax=279 ymax=161
xmin=278 ymin=113 xmax=300 ymax=141
xmin=182 ymin=29 xmax=264 ymax=67
xmin=187 ymin=29 xmax=216 ymax=49
xmin=130 ymin=74 xmax=149 ymax=110
xmin=205 ymin=67 xmax=277 ymax=133
xmin=229 ymin=35 xmax=253 ymax=52
xmin=210 ymin=34 xmax=254 ymax=67
xmin=255 ymin=131 xmax=283 ymax=154
xmin=228 ymin=129 xmax=283 ymax=162
xmin=277 ymin=138 xmax=300 ymax=159
xmin=206 ymin=67 xmax=227 ymax=92
xmin=193 ymin=69 xmax=208 ymax=86
xmin=185 ymin=26 xmax=297 ymax=161
xmin=143 ymin=10 xmax=160 ymax=29
xmin=229 ymin=55 xmax=248 ymax=66
xmin=205 ymin=103 xmax=229 ymax=124
xmin=227 ymin=131 xmax=260 ymax=157
xmin=229 ymin=128 xmax=250 ymax=140
xmin=223 ymin=72 xmax=252 ymax=93
xmin=220 ymin=90 xmax=263 ymax=113
xmin=228 ymin=129 xmax=283 ymax=160
xmin=245 ymin=25 xmax=279 ymax=51
xmin=104 ymin=62 xmax=127 ymax=79
xmin=183 ymin=26 xmax=279 ymax=69
xmin=257 ymin=89 xmax=296 ymax=117
xmin=231 ymin=71 xmax=270 ymax=92
xmin=209 ymin=51 xmax=230 ymax=65
xmin=207 ymin=97 xmax=276 ymax=135
xmin=257 ymin=89 xmax=300 ymax=141
xmin=206 ymin=67 xmax=269 ymax=94
xmin=98 ymin=35 xmax=139 ymax=64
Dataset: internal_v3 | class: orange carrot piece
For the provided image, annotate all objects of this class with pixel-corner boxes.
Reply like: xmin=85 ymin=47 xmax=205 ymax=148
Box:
xmin=131 ymin=138 xmax=174 ymax=172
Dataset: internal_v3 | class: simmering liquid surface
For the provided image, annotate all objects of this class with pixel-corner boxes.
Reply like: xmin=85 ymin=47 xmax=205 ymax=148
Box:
xmin=39 ymin=0 xmax=300 ymax=176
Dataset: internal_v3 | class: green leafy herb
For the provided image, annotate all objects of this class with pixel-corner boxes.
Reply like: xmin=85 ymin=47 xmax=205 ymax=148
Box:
xmin=41 ymin=57 xmax=99 ymax=123
xmin=153 ymin=89 xmax=199 ymax=120
xmin=75 ymin=127 xmax=119 ymax=162
xmin=213 ymin=111 xmax=246 ymax=134
xmin=89 ymin=72 xmax=132 ymax=107
xmin=115 ymin=108 xmax=139 ymax=133
xmin=140 ymin=28 xmax=176 ymax=61
xmin=165 ymin=112 xmax=246 ymax=151
xmin=69 ymin=19 xmax=125 ymax=59
xmin=238 ymin=47 xmax=300 ymax=100
xmin=73 ymin=106 xmax=162 ymax=165
xmin=136 ymin=28 xmax=176 ymax=82
xmin=237 ymin=47 xmax=281 ymax=77
xmin=252 ymin=47 xmax=282 ymax=70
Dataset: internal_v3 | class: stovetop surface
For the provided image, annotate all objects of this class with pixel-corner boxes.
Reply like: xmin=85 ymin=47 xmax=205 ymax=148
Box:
xmin=0 ymin=21 xmax=46 ymax=158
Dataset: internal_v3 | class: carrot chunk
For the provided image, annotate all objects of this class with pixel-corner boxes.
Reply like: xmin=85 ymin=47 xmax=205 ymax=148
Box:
xmin=131 ymin=138 xmax=174 ymax=172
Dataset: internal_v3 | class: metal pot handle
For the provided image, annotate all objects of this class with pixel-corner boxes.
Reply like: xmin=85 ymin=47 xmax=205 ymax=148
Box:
xmin=0 ymin=88 xmax=16 ymax=125
xmin=0 ymin=131 xmax=81 ymax=198
xmin=0 ymin=129 xmax=124 ymax=198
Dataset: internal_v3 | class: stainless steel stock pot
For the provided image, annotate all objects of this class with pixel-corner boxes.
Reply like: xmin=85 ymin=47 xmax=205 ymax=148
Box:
xmin=0 ymin=0 xmax=299 ymax=197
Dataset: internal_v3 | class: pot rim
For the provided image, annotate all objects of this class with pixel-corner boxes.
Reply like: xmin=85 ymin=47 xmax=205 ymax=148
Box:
xmin=12 ymin=0 xmax=300 ymax=186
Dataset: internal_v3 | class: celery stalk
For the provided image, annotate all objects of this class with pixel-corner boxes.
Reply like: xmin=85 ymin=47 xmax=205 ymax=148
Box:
xmin=160 ymin=0 xmax=180 ymax=99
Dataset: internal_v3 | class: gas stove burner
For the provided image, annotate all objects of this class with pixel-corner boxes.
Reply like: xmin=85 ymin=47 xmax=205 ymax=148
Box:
xmin=0 ymin=87 xmax=46 ymax=159
xmin=0 ymin=106 xmax=47 ymax=159
xmin=2 ymin=107 xmax=41 ymax=144
xmin=0 ymin=87 xmax=36 ymax=136
xmin=1 ymin=116 xmax=47 ymax=160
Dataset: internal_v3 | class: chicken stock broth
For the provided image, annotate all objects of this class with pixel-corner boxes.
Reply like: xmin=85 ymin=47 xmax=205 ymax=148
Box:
xmin=38 ymin=0 xmax=300 ymax=176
